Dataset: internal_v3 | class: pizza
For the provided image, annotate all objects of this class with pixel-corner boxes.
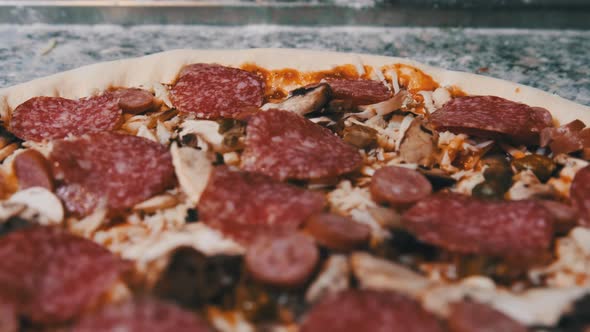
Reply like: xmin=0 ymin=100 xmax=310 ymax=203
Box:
xmin=0 ymin=48 xmax=590 ymax=332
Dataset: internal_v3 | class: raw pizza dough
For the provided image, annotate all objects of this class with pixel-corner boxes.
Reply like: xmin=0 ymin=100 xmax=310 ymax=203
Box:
xmin=1 ymin=48 xmax=589 ymax=126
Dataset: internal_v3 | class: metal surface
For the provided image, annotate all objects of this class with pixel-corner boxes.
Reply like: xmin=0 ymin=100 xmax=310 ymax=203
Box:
xmin=1 ymin=1 xmax=589 ymax=28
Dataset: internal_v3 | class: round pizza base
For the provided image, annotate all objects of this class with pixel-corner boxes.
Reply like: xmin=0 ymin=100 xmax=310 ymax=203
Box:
xmin=1 ymin=48 xmax=589 ymax=126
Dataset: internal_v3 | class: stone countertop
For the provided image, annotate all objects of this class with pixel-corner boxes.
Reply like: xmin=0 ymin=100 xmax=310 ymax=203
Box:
xmin=1 ymin=25 xmax=588 ymax=106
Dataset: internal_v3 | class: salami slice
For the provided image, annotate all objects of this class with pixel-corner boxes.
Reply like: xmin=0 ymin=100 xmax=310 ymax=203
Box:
xmin=370 ymin=166 xmax=432 ymax=209
xmin=402 ymin=193 xmax=554 ymax=259
xmin=9 ymin=94 xmax=122 ymax=142
xmin=114 ymin=88 xmax=156 ymax=114
xmin=301 ymin=289 xmax=444 ymax=332
xmin=429 ymin=96 xmax=553 ymax=146
xmin=245 ymin=233 xmax=319 ymax=287
xmin=326 ymin=79 xmax=392 ymax=105
xmin=50 ymin=132 xmax=175 ymax=216
xmin=72 ymin=299 xmax=211 ymax=332
xmin=0 ymin=227 xmax=128 ymax=325
xmin=540 ymin=120 xmax=590 ymax=155
xmin=170 ymin=63 xmax=264 ymax=119
xmin=242 ymin=109 xmax=363 ymax=180
xmin=198 ymin=166 xmax=325 ymax=243
xmin=304 ymin=213 xmax=370 ymax=251
xmin=448 ymin=300 xmax=529 ymax=332
xmin=0 ymin=300 xmax=17 ymax=332
xmin=13 ymin=149 xmax=54 ymax=191
xmin=570 ymin=165 xmax=590 ymax=227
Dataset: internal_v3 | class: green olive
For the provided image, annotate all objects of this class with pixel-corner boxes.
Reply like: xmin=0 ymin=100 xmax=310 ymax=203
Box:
xmin=235 ymin=282 xmax=278 ymax=323
xmin=512 ymin=154 xmax=556 ymax=182
xmin=472 ymin=181 xmax=506 ymax=200
xmin=481 ymin=155 xmax=512 ymax=190
xmin=342 ymin=124 xmax=378 ymax=149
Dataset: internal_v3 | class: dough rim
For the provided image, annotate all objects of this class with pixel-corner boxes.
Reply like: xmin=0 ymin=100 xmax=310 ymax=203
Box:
xmin=1 ymin=48 xmax=588 ymax=126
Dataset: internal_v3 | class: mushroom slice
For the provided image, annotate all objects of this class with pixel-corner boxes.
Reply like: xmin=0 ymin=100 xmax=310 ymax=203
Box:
xmin=306 ymin=255 xmax=350 ymax=303
xmin=261 ymin=83 xmax=332 ymax=116
xmin=358 ymin=90 xmax=409 ymax=116
xmin=350 ymin=252 xmax=431 ymax=298
xmin=122 ymin=223 xmax=244 ymax=263
xmin=178 ymin=120 xmax=224 ymax=152
xmin=423 ymin=282 xmax=590 ymax=327
xmin=399 ymin=119 xmax=437 ymax=167
xmin=171 ymin=144 xmax=213 ymax=205
xmin=8 ymin=187 xmax=64 ymax=225
xmin=133 ymin=194 xmax=178 ymax=213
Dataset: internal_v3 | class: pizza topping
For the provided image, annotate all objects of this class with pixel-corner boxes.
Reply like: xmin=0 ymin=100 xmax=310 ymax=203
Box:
xmin=0 ymin=300 xmax=17 ymax=332
xmin=305 ymin=255 xmax=350 ymax=303
xmin=170 ymin=144 xmax=213 ymax=205
xmin=448 ymin=300 xmax=529 ymax=332
xmin=370 ymin=166 xmax=432 ymax=209
xmin=242 ymin=109 xmax=362 ymax=180
xmin=245 ymin=233 xmax=319 ymax=288
xmin=12 ymin=149 xmax=54 ymax=191
xmin=540 ymin=119 xmax=590 ymax=155
xmin=399 ymin=119 xmax=437 ymax=167
xmin=9 ymin=94 xmax=122 ymax=142
xmin=512 ymin=154 xmax=556 ymax=182
xmin=114 ymin=88 xmax=156 ymax=115
xmin=350 ymin=252 xmax=432 ymax=298
xmin=170 ymin=63 xmax=264 ymax=119
xmin=402 ymin=193 xmax=554 ymax=260
xmin=72 ymin=298 xmax=212 ymax=332
xmin=261 ymin=83 xmax=332 ymax=115
xmin=570 ymin=165 xmax=590 ymax=227
xmin=8 ymin=187 xmax=64 ymax=225
xmin=538 ymin=200 xmax=578 ymax=235
xmin=326 ymin=78 xmax=392 ymax=106
xmin=357 ymin=90 xmax=409 ymax=117
xmin=154 ymin=246 xmax=241 ymax=308
xmin=342 ymin=124 xmax=378 ymax=149
xmin=304 ymin=213 xmax=370 ymax=251
xmin=301 ymin=289 xmax=444 ymax=332
xmin=0 ymin=226 xmax=128 ymax=325
xmin=50 ymin=132 xmax=175 ymax=216
xmin=198 ymin=166 xmax=325 ymax=243
xmin=429 ymin=96 xmax=553 ymax=146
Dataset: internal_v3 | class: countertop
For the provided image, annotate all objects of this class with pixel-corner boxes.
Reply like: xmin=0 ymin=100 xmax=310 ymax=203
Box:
xmin=1 ymin=25 xmax=589 ymax=106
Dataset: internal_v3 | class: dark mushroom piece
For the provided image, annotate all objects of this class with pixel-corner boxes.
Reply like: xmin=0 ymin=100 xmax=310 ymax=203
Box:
xmin=399 ymin=119 xmax=437 ymax=167
xmin=342 ymin=124 xmax=378 ymax=149
xmin=261 ymin=83 xmax=332 ymax=116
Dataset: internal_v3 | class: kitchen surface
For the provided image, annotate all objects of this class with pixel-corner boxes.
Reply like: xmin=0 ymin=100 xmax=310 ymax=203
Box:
xmin=1 ymin=1 xmax=589 ymax=107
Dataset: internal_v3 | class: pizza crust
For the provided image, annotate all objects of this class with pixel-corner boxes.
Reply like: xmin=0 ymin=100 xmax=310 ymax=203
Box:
xmin=1 ymin=48 xmax=589 ymax=126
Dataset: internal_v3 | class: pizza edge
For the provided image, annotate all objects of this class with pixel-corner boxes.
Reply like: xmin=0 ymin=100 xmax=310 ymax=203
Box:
xmin=1 ymin=48 xmax=589 ymax=126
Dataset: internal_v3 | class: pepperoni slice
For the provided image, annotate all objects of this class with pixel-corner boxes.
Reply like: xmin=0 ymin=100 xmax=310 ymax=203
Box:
xmin=540 ymin=200 xmax=578 ymax=233
xmin=429 ymin=96 xmax=553 ymax=146
xmin=242 ymin=109 xmax=363 ymax=180
xmin=9 ymin=94 xmax=122 ymax=142
xmin=50 ymin=132 xmax=175 ymax=216
xmin=13 ymin=150 xmax=54 ymax=191
xmin=0 ymin=300 xmax=17 ymax=332
xmin=571 ymin=165 xmax=590 ymax=227
xmin=198 ymin=166 xmax=325 ymax=243
xmin=370 ymin=166 xmax=432 ymax=209
xmin=304 ymin=213 xmax=370 ymax=251
xmin=245 ymin=233 xmax=319 ymax=288
xmin=326 ymin=79 xmax=392 ymax=105
xmin=301 ymin=289 xmax=444 ymax=332
xmin=0 ymin=227 xmax=128 ymax=325
xmin=402 ymin=193 xmax=554 ymax=259
xmin=448 ymin=300 xmax=529 ymax=332
xmin=170 ymin=63 xmax=264 ymax=119
xmin=114 ymin=88 xmax=156 ymax=114
xmin=72 ymin=299 xmax=211 ymax=332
